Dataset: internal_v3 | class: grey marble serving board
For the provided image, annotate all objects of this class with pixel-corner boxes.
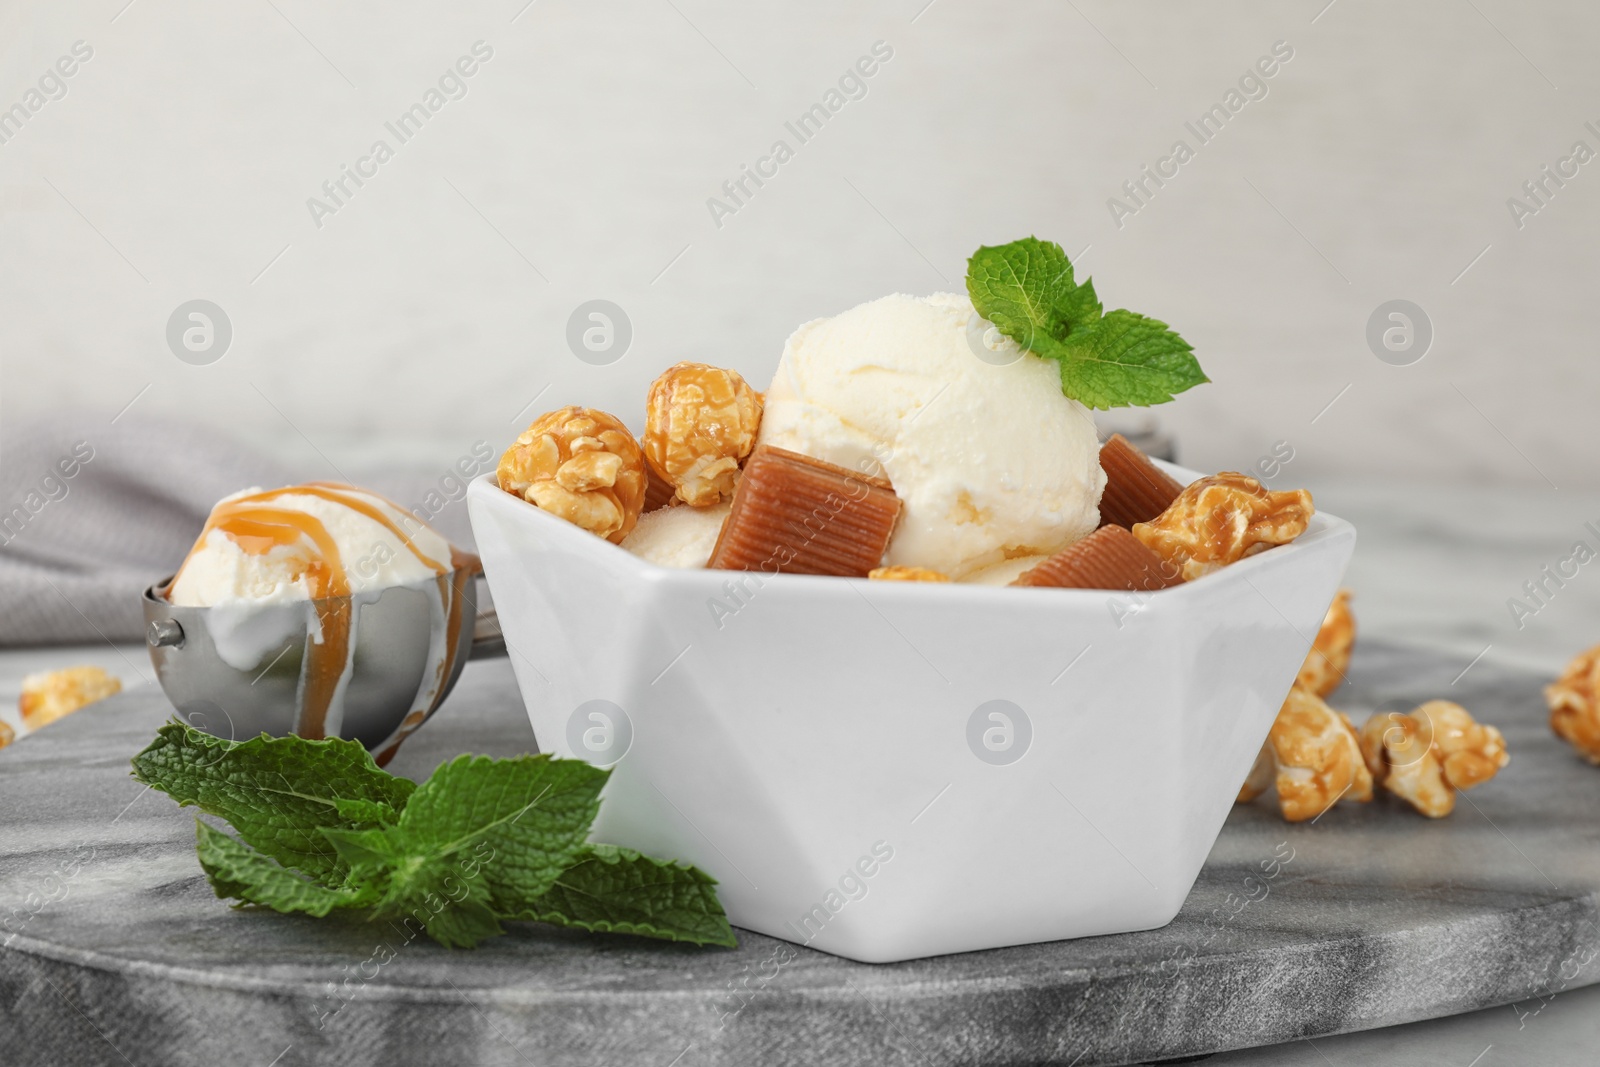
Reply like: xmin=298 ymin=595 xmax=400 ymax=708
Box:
xmin=1 ymin=642 xmax=1597 ymax=1067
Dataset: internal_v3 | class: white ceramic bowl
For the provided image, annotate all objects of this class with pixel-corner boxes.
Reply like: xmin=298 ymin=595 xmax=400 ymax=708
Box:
xmin=467 ymin=466 xmax=1355 ymax=963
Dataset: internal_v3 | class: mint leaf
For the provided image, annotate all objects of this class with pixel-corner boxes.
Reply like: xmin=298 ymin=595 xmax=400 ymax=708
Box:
xmin=390 ymin=754 xmax=607 ymax=909
xmin=195 ymin=821 xmax=369 ymax=916
xmin=1056 ymin=309 xmax=1210 ymax=410
xmin=510 ymin=845 xmax=737 ymax=947
xmin=965 ymin=236 xmax=1206 ymax=409
xmin=966 ymin=236 xmax=1101 ymax=349
xmin=132 ymin=724 xmax=413 ymax=883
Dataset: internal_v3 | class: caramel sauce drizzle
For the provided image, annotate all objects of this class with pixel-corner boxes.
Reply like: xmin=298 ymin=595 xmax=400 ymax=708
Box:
xmin=373 ymin=557 xmax=478 ymax=767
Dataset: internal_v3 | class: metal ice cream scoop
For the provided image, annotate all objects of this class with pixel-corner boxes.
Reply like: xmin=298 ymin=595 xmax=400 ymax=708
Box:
xmin=142 ymin=568 xmax=506 ymax=764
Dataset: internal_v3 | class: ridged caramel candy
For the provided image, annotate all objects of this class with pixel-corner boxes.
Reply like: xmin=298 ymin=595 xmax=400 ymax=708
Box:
xmin=708 ymin=446 xmax=901 ymax=577
xmin=643 ymin=464 xmax=677 ymax=513
xmin=1012 ymin=525 xmax=1181 ymax=591
xmin=1097 ymin=433 xmax=1185 ymax=530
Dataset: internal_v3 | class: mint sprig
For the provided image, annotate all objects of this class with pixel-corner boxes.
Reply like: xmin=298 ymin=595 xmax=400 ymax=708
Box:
xmin=131 ymin=723 xmax=736 ymax=950
xmin=966 ymin=236 xmax=1208 ymax=409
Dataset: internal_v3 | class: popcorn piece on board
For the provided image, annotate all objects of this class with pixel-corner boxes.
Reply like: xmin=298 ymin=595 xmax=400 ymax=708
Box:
xmin=20 ymin=666 xmax=123 ymax=729
xmin=1097 ymin=433 xmax=1184 ymax=530
xmin=1012 ymin=525 xmax=1181 ymax=591
xmin=1359 ymin=700 xmax=1509 ymax=818
xmin=498 ymin=407 xmax=647 ymax=544
xmin=644 ymin=362 xmax=763 ymax=508
xmin=1132 ymin=472 xmax=1314 ymax=582
xmin=869 ymin=566 xmax=950 ymax=582
xmin=1238 ymin=687 xmax=1373 ymax=822
xmin=1296 ymin=589 xmax=1356 ymax=698
xmin=708 ymin=446 xmax=901 ymax=578
xmin=0 ymin=720 xmax=13 ymax=750
xmin=1546 ymin=643 xmax=1600 ymax=763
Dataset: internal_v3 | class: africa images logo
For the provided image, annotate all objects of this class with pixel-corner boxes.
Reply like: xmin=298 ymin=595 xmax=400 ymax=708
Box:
xmin=0 ymin=41 xmax=94 ymax=148
xmin=305 ymin=42 xmax=495 ymax=229
xmin=705 ymin=41 xmax=894 ymax=229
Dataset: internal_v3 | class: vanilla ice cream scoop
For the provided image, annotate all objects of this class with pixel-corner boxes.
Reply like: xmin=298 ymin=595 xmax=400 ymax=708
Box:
xmin=757 ymin=293 xmax=1105 ymax=577
xmin=170 ymin=483 xmax=458 ymax=607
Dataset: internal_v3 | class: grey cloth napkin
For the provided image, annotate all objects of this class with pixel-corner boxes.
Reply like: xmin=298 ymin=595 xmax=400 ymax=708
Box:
xmin=0 ymin=414 xmax=293 ymax=646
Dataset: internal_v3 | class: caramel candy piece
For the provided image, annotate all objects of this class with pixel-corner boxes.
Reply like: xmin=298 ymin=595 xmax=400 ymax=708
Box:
xmin=1012 ymin=525 xmax=1180 ymax=591
xmin=1098 ymin=433 xmax=1184 ymax=530
xmin=643 ymin=464 xmax=677 ymax=513
xmin=709 ymin=446 xmax=901 ymax=577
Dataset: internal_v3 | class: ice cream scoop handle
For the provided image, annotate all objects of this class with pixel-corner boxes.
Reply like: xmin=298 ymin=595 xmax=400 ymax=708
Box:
xmin=469 ymin=608 xmax=506 ymax=661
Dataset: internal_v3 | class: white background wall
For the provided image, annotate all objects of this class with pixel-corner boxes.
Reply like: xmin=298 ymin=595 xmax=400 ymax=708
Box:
xmin=1 ymin=0 xmax=1595 ymax=489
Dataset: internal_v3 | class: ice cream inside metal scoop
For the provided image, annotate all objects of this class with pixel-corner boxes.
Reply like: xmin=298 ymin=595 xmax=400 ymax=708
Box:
xmin=146 ymin=483 xmax=504 ymax=764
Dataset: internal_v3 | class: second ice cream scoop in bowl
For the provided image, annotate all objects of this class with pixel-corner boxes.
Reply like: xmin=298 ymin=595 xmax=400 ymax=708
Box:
xmin=143 ymin=483 xmax=503 ymax=764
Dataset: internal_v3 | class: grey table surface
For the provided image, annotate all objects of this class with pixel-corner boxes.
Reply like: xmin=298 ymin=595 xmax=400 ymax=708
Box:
xmin=3 ymin=480 xmax=1600 ymax=1066
xmin=2 ymin=645 xmax=1599 ymax=1067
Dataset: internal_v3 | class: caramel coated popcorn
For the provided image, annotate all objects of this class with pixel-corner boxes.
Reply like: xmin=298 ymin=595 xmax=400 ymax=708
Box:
xmin=1270 ymin=688 xmax=1374 ymax=821
xmin=1238 ymin=687 xmax=1372 ymax=822
xmin=1360 ymin=701 xmax=1508 ymax=818
xmin=498 ymin=407 xmax=647 ymax=544
xmin=1547 ymin=644 xmax=1600 ymax=763
xmin=644 ymin=362 xmax=763 ymax=507
xmin=869 ymin=566 xmax=950 ymax=582
xmin=19 ymin=666 xmax=122 ymax=728
xmin=0 ymin=719 xmax=13 ymax=750
xmin=1132 ymin=472 xmax=1313 ymax=582
xmin=1296 ymin=589 xmax=1355 ymax=698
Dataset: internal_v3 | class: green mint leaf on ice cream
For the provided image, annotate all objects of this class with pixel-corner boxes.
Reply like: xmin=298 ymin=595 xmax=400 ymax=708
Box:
xmin=966 ymin=236 xmax=1208 ymax=410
